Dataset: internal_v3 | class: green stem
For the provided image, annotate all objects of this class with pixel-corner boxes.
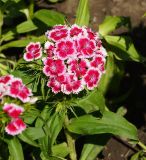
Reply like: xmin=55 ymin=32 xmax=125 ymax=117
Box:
xmin=64 ymin=114 xmax=77 ymax=160
xmin=138 ymin=141 xmax=146 ymax=151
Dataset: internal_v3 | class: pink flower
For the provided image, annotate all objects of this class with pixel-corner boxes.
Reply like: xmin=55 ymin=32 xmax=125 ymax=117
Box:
xmin=47 ymin=28 xmax=68 ymax=41
xmin=0 ymin=75 xmax=13 ymax=84
xmin=23 ymin=42 xmax=42 ymax=61
xmin=69 ymin=59 xmax=88 ymax=77
xmin=69 ymin=24 xmax=84 ymax=37
xmin=55 ymin=40 xmax=75 ymax=60
xmin=77 ymin=38 xmax=96 ymax=58
xmin=83 ymin=68 xmax=101 ymax=90
xmin=47 ymin=75 xmax=66 ymax=93
xmin=90 ymin=56 xmax=105 ymax=72
xmin=62 ymin=75 xmax=83 ymax=94
xmin=44 ymin=41 xmax=55 ymax=57
xmin=43 ymin=58 xmax=66 ymax=77
xmin=5 ymin=118 xmax=26 ymax=136
xmin=3 ymin=103 xmax=24 ymax=118
xmin=0 ymin=83 xmax=9 ymax=98
xmin=9 ymin=79 xmax=32 ymax=102
xmin=86 ymin=28 xmax=99 ymax=40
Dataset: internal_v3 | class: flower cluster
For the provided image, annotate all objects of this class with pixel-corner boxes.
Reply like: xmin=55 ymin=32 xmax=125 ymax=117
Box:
xmin=24 ymin=24 xmax=107 ymax=94
xmin=0 ymin=75 xmax=33 ymax=135
xmin=3 ymin=103 xmax=26 ymax=135
xmin=0 ymin=75 xmax=32 ymax=102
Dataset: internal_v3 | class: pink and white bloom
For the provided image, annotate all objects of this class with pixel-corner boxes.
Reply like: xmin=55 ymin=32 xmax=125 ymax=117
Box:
xmin=61 ymin=75 xmax=83 ymax=94
xmin=44 ymin=41 xmax=55 ymax=57
xmin=43 ymin=58 xmax=66 ymax=77
xmin=77 ymin=38 xmax=96 ymax=58
xmin=9 ymin=78 xmax=32 ymax=102
xmin=24 ymin=42 xmax=42 ymax=61
xmin=55 ymin=40 xmax=75 ymax=60
xmin=0 ymin=75 xmax=13 ymax=84
xmin=3 ymin=103 xmax=24 ymax=118
xmin=69 ymin=24 xmax=84 ymax=37
xmin=5 ymin=118 xmax=26 ymax=136
xmin=46 ymin=28 xmax=68 ymax=41
xmin=47 ymin=75 xmax=66 ymax=93
xmin=68 ymin=59 xmax=88 ymax=77
xmin=83 ymin=68 xmax=101 ymax=90
xmin=90 ymin=56 xmax=106 ymax=72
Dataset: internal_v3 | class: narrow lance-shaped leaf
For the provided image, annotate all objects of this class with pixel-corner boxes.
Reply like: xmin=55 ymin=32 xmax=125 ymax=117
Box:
xmin=80 ymin=135 xmax=110 ymax=160
xmin=75 ymin=0 xmax=89 ymax=26
xmin=68 ymin=111 xmax=138 ymax=141
xmin=34 ymin=9 xmax=65 ymax=27
xmin=0 ymin=35 xmax=45 ymax=51
xmin=2 ymin=20 xmax=38 ymax=41
xmin=75 ymin=89 xmax=106 ymax=113
xmin=8 ymin=137 xmax=24 ymax=160
xmin=104 ymin=35 xmax=146 ymax=62
xmin=99 ymin=16 xmax=131 ymax=36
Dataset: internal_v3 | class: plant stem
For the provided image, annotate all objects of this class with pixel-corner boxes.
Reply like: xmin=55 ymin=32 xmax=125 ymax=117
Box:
xmin=64 ymin=115 xmax=77 ymax=160
xmin=138 ymin=141 xmax=146 ymax=151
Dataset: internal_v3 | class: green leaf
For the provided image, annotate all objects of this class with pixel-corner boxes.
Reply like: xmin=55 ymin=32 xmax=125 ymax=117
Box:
xmin=8 ymin=137 xmax=24 ymax=160
xmin=48 ymin=113 xmax=64 ymax=146
xmin=76 ymin=89 xmax=106 ymax=113
xmin=2 ymin=20 xmax=37 ymax=41
xmin=52 ymin=143 xmax=69 ymax=158
xmin=48 ymin=0 xmax=58 ymax=2
xmin=75 ymin=0 xmax=89 ymax=26
xmin=142 ymin=12 xmax=146 ymax=18
xmin=0 ymin=35 xmax=45 ymax=51
xmin=98 ymin=53 xmax=124 ymax=94
xmin=80 ymin=135 xmax=110 ymax=160
xmin=18 ymin=132 xmax=39 ymax=147
xmin=130 ymin=151 xmax=145 ymax=160
xmin=104 ymin=35 xmax=146 ymax=62
xmin=68 ymin=111 xmax=138 ymax=141
xmin=99 ymin=16 xmax=130 ymax=36
xmin=34 ymin=9 xmax=65 ymax=27
xmin=23 ymin=127 xmax=45 ymax=140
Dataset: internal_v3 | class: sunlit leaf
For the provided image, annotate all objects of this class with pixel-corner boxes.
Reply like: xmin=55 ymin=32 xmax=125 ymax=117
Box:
xmin=99 ymin=16 xmax=130 ymax=36
xmin=75 ymin=0 xmax=89 ymax=26
xmin=76 ymin=89 xmax=106 ymax=113
xmin=23 ymin=127 xmax=45 ymax=140
xmin=18 ymin=132 xmax=39 ymax=147
xmin=104 ymin=35 xmax=146 ymax=62
xmin=2 ymin=20 xmax=37 ymax=41
xmin=34 ymin=9 xmax=65 ymax=27
xmin=52 ymin=143 xmax=69 ymax=158
xmin=0 ymin=35 xmax=45 ymax=51
xmin=80 ymin=135 xmax=110 ymax=160
xmin=68 ymin=111 xmax=138 ymax=141
xmin=8 ymin=137 xmax=24 ymax=160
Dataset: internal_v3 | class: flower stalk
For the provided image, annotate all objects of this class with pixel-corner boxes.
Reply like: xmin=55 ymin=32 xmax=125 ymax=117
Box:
xmin=64 ymin=114 xmax=77 ymax=160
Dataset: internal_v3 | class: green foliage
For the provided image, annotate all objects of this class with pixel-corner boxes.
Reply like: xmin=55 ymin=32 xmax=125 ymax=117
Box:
xmin=34 ymin=9 xmax=65 ymax=27
xmin=104 ymin=35 xmax=146 ymax=62
xmin=99 ymin=16 xmax=131 ymax=36
xmin=68 ymin=111 xmax=138 ymax=141
xmin=76 ymin=89 xmax=106 ymax=113
xmin=0 ymin=1 xmax=144 ymax=160
xmin=75 ymin=0 xmax=89 ymax=26
xmin=8 ymin=137 xmax=24 ymax=160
